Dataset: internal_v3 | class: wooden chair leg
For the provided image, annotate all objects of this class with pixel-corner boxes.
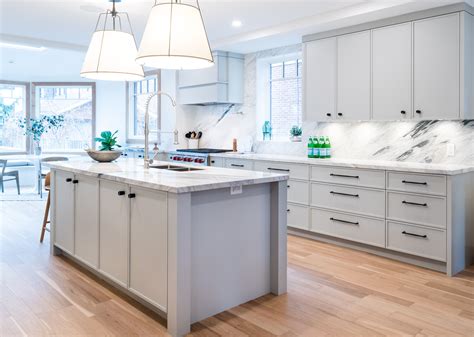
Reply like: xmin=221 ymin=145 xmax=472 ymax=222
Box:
xmin=40 ymin=192 xmax=51 ymax=243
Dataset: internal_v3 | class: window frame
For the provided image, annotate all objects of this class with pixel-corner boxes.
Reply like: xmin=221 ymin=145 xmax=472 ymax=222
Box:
xmin=32 ymin=82 xmax=96 ymax=153
xmin=0 ymin=80 xmax=31 ymax=155
xmin=126 ymin=70 xmax=161 ymax=144
xmin=256 ymin=53 xmax=302 ymax=142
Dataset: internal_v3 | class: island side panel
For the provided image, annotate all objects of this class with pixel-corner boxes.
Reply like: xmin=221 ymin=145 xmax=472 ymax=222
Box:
xmin=167 ymin=192 xmax=192 ymax=337
xmin=189 ymin=183 xmax=276 ymax=324
xmin=270 ymin=180 xmax=288 ymax=295
xmin=50 ymin=169 xmax=60 ymax=256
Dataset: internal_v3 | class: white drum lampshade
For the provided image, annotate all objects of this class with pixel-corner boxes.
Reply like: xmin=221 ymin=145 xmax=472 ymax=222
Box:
xmin=136 ymin=1 xmax=214 ymax=70
xmin=81 ymin=1 xmax=144 ymax=81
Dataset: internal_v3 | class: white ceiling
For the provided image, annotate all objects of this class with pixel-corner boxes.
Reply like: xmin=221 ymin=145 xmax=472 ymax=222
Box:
xmin=0 ymin=0 xmax=472 ymax=80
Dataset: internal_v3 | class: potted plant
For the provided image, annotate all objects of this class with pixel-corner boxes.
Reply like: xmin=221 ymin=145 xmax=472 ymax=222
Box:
xmin=86 ymin=130 xmax=122 ymax=162
xmin=18 ymin=115 xmax=64 ymax=155
xmin=289 ymin=125 xmax=302 ymax=142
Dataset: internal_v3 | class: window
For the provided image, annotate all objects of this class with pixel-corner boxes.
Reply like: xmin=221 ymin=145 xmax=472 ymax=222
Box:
xmin=0 ymin=82 xmax=29 ymax=153
xmin=269 ymin=59 xmax=302 ymax=140
xmin=128 ymin=74 xmax=159 ymax=139
xmin=34 ymin=83 xmax=95 ymax=151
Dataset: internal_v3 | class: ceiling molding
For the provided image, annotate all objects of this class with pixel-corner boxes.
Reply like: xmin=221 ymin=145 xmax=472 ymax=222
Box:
xmin=0 ymin=34 xmax=88 ymax=52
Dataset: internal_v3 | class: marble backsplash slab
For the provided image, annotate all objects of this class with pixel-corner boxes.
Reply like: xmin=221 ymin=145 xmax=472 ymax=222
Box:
xmin=256 ymin=120 xmax=474 ymax=165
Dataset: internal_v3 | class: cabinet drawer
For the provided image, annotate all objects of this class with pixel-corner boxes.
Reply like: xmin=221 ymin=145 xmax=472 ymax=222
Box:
xmin=387 ymin=192 xmax=446 ymax=229
xmin=254 ymin=161 xmax=309 ymax=180
xmin=209 ymin=156 xmax=224 ymax=167
xmin=387 ymin=221 xmax=446 ymax=261
xmin=287 ymin=204 xmax=309 ymax=230
xmin=387 ymin=172 xmax=446 ymax=196
xmin=287 ymin=180 xmax=309 ymax=204
xmin=311 ymin=182 xmax=385 ymax=218
xmin=224 ymin=159 xmax=254 ymax=170
xmin=311 ymin=208 xmax=385 ymax=247
xmin=311 ymin=166 xmax=385 ymax=189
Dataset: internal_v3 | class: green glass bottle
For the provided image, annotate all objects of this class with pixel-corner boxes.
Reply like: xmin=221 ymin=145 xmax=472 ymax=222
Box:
xmin=319 ymin=136 xmax=326 ymax=158
xmin=313 ymin=136 xmax=320 ymax=158
xmin=307 ymin=137 xmax=313 ymax=158
xmin=325 ymin=136 xmax=331 ymax=159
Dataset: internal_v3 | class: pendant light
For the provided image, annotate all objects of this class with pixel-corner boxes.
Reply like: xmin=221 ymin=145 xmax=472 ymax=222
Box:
xmin=81 ymin=0 xmax=144 ymax=81
xmin=136 ymin=0 xmax=214 ymax=70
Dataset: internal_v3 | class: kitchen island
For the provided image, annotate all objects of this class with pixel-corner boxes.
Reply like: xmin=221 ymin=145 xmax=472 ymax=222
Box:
xmin=47 ymin=158 xmax=289 ymax=337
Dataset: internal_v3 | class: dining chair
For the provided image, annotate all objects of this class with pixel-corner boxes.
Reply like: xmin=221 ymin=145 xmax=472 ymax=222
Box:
xmin=0 ymin=159 xmax=20 ymax=195
xmin=38 ymin=157 xmax=68 ymax=198
xmin=40 ymin=172 xmax=51 ymax=243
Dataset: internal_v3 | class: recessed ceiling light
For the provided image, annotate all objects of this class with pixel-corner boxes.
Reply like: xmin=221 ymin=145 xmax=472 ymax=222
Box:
xmin=232 ymin=20 xmax=242 ymax=28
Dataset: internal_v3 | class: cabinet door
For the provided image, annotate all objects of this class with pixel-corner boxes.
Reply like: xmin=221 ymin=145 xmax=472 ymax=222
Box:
xmin=304 ymin=38 xmax=337 ymax=121
xmin=74 ymin=175 xmax=99 ymax=268
xmin=414 ymin=13 xmax=460 ymax=119
xmin=54 ymin=170 xmax=75 ymax=254
xmin=129 ymin=187 xmax=168 ymax=310
xmin=373 ymin=23 xmax=412 ymax=120
xmin=99 ymin=180 xmax=129 ymax=286
xmin=337 ymin=31 xmax=371 ymax=120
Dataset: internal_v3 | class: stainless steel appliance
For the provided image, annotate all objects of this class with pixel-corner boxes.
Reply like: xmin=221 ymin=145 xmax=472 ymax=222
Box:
xmin=168 ymin=149 xmax=232 ymax=166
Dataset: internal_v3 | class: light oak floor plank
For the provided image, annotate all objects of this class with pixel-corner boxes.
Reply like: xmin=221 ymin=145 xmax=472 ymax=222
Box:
xmin=1 ymin=200 xmax=473 ymax=336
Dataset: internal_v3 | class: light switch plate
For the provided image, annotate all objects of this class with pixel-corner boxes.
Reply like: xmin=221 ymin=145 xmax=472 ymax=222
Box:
xmin=230 ymin=185 xmax=242 ymax=195
xmin=447 ymin=143 xmax=455 ymax=157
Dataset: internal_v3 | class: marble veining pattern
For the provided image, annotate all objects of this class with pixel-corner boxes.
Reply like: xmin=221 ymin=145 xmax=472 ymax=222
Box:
xmin=47 ymin=158 xmax=288 ymax=194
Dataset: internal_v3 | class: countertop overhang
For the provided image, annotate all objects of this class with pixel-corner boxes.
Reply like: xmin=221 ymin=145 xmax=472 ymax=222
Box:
xmin=47 ymin=158 xmax=289 ymax=193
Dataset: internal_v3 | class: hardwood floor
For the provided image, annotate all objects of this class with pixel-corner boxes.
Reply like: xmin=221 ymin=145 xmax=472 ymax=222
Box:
xmin=1 ymin=200 xmax=473 ymax=336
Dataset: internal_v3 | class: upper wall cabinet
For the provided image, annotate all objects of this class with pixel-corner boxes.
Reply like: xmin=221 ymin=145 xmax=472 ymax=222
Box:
xmin=178 ymin=51 xmax=244 ymax=105
xmin=413 ymin=14 xmax=460 ymax=119
xmin=304 ymin=37 xmax=337 ymax=121
xmin=303 ymin=5 xmax=474 ymax=121
xmin=337 ymin=31 xmax=371 ymax=120
xmin=372 ymin=23 xmax=412 ymax=120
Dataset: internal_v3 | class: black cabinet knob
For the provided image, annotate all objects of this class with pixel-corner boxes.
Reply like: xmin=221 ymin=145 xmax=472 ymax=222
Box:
xmin=117 ymin=191 xmax=126 ymax=196
xmin=326 ymin=113 xmax=332 ymax=117
xmin=416 ymin=110 xmax=421 ymax=114
xmin=338 ymin=113 xmax=343 ymax=117
xmin=400 ymin=110 xmax=406 ymax=114
xmin=128 ymin=193 xmax=136 ymax=199
xmin=287 ymin=209 xmax=290 ymax=212
xmin=72 ymin=179 xmax=79 ymax=184
xmin=65 ymin=178 xmax=72 ymax=182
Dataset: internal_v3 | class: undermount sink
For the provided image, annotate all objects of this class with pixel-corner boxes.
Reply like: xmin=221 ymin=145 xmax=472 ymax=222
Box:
xmin=149 ymin=164 xmax=204 ymax=172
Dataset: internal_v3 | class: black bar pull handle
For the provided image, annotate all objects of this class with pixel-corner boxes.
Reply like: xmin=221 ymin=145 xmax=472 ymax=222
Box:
xmin=65 ymin=178 xmax=72 ymax=182
xmin=231 ymin=164 xmax=244 ymax=168
xmin=330 ymin=217 xmax=359 ymax=225
xmin=402 ymin=231 xmax=427 ymax=238
xmin=330 ymin=191 xmax=359 ymax=198
xmin=72 ymin=179 xmax=79 ymax=184
xmin=402 ymin=200 xmax=428 ymax=207
xmin=128 ymin=193 xmax=136 ymax=199
xmin=402 ymin=180 xmax=428 ymax=186
xmin=415 ymin=110 xmax=422 ymax=114
xmin=118 ymin=191 xmax=126 ymax=196
xmin=268 ymin=167 xmax=290 ymax=172
xmin=330 ymin=173 xmax=359 ymax=179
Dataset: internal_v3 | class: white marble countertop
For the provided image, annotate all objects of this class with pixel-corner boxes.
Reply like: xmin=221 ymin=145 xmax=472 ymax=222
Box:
xmin=47 ymin=158 xmax=288 ymax=193
xmin=210 ymin=152 xmax=474 ymax=175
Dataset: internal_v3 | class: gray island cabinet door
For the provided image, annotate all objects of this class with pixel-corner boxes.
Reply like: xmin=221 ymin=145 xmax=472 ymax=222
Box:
xmin=74 ymin=175 xmax=99 ymax=268
xmin=129 ymin=186 xmax=168 ymax=311
xmin=99 ymin=180 xmax=129 ymax=287
xmin=54 ymin=170 xmax=75 ymax=254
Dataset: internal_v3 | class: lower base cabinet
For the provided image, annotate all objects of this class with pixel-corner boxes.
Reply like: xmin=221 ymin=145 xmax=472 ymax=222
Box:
xmin=129 ymin=186 xmax=168 ymax=311
xmin=74 ymin=175 xmax=99 ymax=268
xmin=287 ymin=203 xmax=309 ymax=230
xmin=54 ymin=170 xmax=75 ymax=254
xmin=311 ymin=208 xmax=385 ymax=248
xmin=99 ymin=180 xmax=129 ymax=287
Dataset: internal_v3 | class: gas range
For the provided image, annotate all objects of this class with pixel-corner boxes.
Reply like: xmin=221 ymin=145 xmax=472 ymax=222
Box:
xmin=168 ymin=149 xmax=233 ymax=166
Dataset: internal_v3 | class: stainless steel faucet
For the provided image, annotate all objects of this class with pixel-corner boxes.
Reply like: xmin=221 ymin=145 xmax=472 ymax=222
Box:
xmin=144 ymin=91 xmax=178 ymax=169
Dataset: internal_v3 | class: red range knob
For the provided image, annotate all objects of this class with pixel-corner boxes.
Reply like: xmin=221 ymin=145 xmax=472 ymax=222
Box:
xmin=198 ymin=159 xmax=205 ymax=163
